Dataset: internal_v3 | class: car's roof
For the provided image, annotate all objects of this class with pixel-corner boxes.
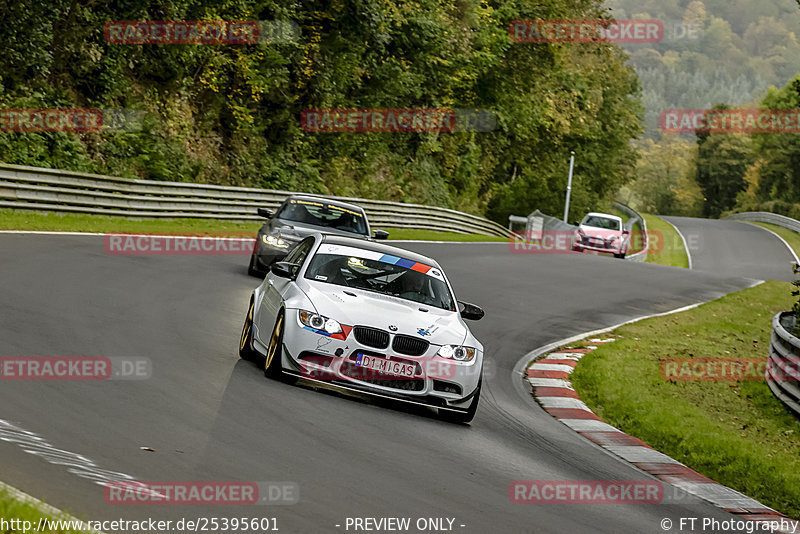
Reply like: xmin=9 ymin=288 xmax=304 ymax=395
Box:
xmin=284 ymin=195 xmax=366 ymax=214
xmin=584 ymin=212 xmax=623 ymax=222
xmin=319 ymin=234 xmax=442 ymax=268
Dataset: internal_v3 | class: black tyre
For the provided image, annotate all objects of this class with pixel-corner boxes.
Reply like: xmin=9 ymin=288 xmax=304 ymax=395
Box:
xmin=439 ymin=379 xmax=481 ymax=424
xmin=263 ymin=312 xmax=285 ymax=379
xmin=247 ymin=253 xmax=262 ymax=277
xmin=239 ymin=298 xmax=258 ymax=361
xmin=614 ymin=252 xmax=626 ymax=259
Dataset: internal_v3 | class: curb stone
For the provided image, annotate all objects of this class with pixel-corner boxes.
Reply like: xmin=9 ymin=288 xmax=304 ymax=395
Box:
xmin=527 ymin=337 xmax=794 ymax=534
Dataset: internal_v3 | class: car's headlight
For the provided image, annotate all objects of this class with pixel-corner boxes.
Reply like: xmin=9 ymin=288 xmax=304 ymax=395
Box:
xmin=261 ymin=233 xmax=291 ymax=249
xmin=437 ymin=345 xmax=476 ymax=362
xmin=299 ymin=310 xmax=343 ymax=334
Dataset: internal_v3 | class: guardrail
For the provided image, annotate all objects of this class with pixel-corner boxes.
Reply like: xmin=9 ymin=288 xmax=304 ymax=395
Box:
xmin=769 ymin=312 xmax=800 ymax=417
xmin=612 ymin=201 xmax=648 ymax=263
xmin=506 ymin=202 xmax=648 ymax=261
xmin=0 ymin=163 xmax=512 ymax=237
xmin=726 ymin=211 xmax=800 ymax=233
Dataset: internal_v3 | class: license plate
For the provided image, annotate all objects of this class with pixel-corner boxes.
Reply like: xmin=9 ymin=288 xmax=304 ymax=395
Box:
xmin=355 ymin=353 xmax=416 ymax=378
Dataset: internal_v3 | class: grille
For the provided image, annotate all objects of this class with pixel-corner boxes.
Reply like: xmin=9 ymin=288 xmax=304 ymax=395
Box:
xmin=353 ymin=326 xmax=390 ymax=349
xmin=392 ymin=335 xmax=430 ymax=356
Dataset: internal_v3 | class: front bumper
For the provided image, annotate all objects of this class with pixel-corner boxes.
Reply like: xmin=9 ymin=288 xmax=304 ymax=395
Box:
xmin=276 ymin=310 xmax=482 ymax=408
xmin=250 ymin=241 xmax=291 ymax=273
xmin=573 ymin=235 xmax=625 ymax=255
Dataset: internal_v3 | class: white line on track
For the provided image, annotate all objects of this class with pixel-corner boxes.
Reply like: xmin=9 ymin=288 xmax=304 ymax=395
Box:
xmin=511 ymin=279 xmax=765 ymax=387
xmin=746 ymin=222 xmax=800 ymax=264
xmin=661 ymin=218 xmax=693 ymax=270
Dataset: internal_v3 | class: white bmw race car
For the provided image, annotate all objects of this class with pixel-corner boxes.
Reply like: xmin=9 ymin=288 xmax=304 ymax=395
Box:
xmin=239 ymin=233 xmax=485 ymax=423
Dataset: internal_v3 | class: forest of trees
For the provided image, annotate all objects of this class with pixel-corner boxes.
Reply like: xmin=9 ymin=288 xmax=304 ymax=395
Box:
xmin=613 ymin=0 xmax=800 ymax=219
xmin=0 ymin=0 xmax=644 ymax=225
xmin=609 ymin=0 xmax=800 ymax=138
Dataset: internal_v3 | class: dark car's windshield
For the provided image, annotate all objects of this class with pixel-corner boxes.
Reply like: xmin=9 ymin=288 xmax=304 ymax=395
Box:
xmin=304 ymin=244 xmax=455 ymax=311
xmin=582 ymin=216 xmax=621 ymax=231
xmin=277 ymin=198 xmax=368 ymax=235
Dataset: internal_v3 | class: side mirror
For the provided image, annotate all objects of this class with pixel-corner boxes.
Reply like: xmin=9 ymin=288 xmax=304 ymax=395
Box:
xmin=572 ymin=221 xmax=580 ymax=226
xmin=458 ymin=301 xmax=484 ymax=321
xmin=270 ymin=261 xmax=298 ymax=279
xmin=373 ymin=229 xmax=390 ymax=240
xmin=257 ymin=207 xmax=274 ymax=219
xmin=622 ymin=229 xmax=631 ymax=235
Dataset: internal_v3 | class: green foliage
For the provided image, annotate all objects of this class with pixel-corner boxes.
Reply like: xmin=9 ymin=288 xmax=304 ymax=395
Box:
xmin=750 ymin=77 xmax=800 ymax=205
xmin=620 ymin=135 xmax=702 ymax=216
xmin=608 ymin=0 xmax=800 ymax=138
xmin=723 ymin=74 xmax=800 ymax=218
xmin=694 ymin=124 xmax=753 ymax=218
xmin=0 ymin=0 xmax=644 ymax=222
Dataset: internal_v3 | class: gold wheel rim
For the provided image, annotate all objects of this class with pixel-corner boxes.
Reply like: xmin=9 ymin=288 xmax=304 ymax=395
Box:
xmin=240 ymin=301 xmax=254 ymax=351
xmin=265 ymin=314 xmax=283 ymax=370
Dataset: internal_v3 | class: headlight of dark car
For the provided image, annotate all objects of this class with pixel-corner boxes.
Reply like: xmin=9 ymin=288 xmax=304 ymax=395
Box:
xmin=261 ymin=233 xmax=291 ymax=249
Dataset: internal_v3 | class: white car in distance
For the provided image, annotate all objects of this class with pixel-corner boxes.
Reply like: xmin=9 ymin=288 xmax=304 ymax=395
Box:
xmin=572 ymin=212 xmax=630 ymax=259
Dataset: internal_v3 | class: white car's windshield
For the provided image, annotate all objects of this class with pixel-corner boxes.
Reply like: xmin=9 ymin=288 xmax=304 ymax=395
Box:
xmin=304 ymin=245 xmax=455 ymax=311
xmin=582 ymin=216 xmax=621 ymax=231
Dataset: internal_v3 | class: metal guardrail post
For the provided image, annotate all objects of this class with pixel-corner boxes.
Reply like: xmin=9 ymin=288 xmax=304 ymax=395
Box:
xmin=768 ymin=312 xmax=800 ymax=416
xmin=726 ymin=211 xmax=800 ymax=234
xmin=612 ymin=201 xmax=648 ymax=262
xmin=0 ymin=163 xmax=512 ymax=237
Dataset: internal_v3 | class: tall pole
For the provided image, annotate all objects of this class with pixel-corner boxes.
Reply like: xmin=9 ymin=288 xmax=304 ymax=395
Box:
xmin=563 ymin=151 xmax=575 ymax=223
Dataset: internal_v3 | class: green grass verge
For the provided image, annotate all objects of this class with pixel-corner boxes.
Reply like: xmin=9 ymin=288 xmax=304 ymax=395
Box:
xmin=571 ymin=280 xmax=800 ymax=518
xmin=0 ymin=488 xmax=91 ymax=533
xmin=0 ymin=209 xmax=505 ymax=242
xmin=642 ymin=214 xmax=690 ymax=268
xmin=751 ymin=222 xmax=800 ymax=260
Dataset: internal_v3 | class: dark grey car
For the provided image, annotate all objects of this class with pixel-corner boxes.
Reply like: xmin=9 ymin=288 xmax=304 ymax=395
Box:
xmin=247 ymin=195 xmax=389 ymax=276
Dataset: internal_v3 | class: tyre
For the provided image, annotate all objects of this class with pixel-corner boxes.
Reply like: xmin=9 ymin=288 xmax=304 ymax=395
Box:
xmin=239 ymin=298 xmax=258 ymax=361
xmin=247 ymin=253 xmax=262 ymax=277
xmin=439 ymin=379 xmax=481 ymax=424
xmin=263 ymin=311 xmax=285 ymax=379
xmin=614 ymin=252 xmax=626 ymax=259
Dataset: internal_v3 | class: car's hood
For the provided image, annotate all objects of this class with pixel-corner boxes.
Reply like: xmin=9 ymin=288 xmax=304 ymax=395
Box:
xmin=577 ymin=225 xmax=623 ymax=238
xmin=300 ymin=281 xmax=467 ymax=345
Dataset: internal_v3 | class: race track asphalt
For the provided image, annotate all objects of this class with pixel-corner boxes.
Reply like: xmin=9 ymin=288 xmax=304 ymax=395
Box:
xmin=0 ymin=219 xmax=789 ymax=533
xmin=662 ymin=216 xmax=795 ymax=281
